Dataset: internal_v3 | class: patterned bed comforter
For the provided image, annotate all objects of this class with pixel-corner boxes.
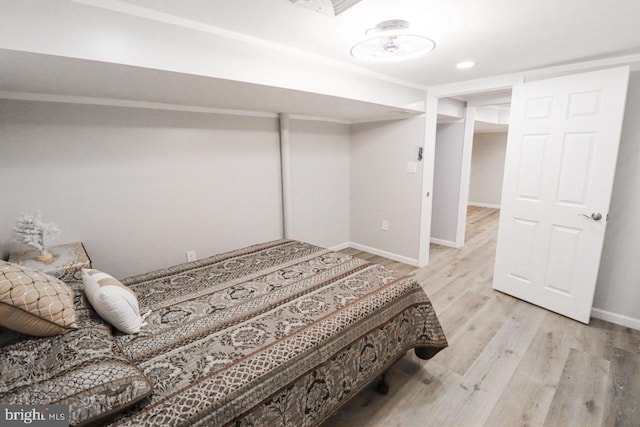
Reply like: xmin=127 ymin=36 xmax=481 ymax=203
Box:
xmin=112 ymin=240 xmax=447 ymax=426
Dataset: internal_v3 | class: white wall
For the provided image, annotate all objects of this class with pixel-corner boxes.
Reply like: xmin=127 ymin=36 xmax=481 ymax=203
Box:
xmin=350 ymin=117 xmax=425 ymax=263
xmin=5 ymin=73 xmax=637 ymax=328
xmin=431 ymin=122 xmax=466 ymax=244
xmin=289 ymin=119 xmax=350 ymax=248
xmin=468 ymin=132 xmax=507 ymax=207
xmin=0 ymin=100 xmax=283 ymax=278
xmin=594 ymin=71 xmax=640 ymax=325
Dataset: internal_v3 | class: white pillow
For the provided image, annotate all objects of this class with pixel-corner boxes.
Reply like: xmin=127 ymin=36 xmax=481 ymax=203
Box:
xmin=82 ymin=268 xmax=143 ymax=334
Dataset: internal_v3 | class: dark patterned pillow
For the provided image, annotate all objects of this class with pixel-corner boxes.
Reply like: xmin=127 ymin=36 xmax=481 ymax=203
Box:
xmin=0 ymin=283 xmax=153 ymax=426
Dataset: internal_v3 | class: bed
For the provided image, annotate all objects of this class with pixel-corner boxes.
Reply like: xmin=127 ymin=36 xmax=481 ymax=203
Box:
xmin=1 ymin=239 xmax=447 ymax=426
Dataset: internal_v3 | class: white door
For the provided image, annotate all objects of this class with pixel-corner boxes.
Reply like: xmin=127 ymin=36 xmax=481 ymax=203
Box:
xmin=493 ymin=67 xmax=629 ymax=323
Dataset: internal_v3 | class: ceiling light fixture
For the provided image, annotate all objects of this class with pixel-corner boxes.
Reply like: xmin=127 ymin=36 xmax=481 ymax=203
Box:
xmin=350 ymin=19 xmax=436 ymax=61
xmin=456 ymin=60 xmax=475 ymax=69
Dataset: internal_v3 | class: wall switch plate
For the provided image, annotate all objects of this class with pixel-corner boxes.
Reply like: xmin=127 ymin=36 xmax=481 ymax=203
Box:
xmin=406 ymin=162 xmax=417 ymax=173
xmin=382 ymin=220 xmax=389 ymax=231
xmin=186 ymin=250 xmax=197 ymax=262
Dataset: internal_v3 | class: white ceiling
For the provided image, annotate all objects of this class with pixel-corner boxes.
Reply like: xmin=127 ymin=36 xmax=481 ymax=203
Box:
xmin=118 ymin=0 xmax=640 ymax=86
xmin=1 ymin=0 xmax=639 ymax=121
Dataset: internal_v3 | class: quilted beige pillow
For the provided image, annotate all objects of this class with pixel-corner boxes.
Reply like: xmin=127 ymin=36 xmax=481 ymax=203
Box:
xmin=0 ymin=260 xmax=77 ymax=336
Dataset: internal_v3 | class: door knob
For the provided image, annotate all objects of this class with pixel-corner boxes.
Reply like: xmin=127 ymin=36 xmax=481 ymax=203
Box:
xmin=579 ymin=212 xmax=602 ymax=221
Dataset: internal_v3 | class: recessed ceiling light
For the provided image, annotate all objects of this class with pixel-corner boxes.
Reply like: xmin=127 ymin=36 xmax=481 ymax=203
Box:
xmin=456 ymin=60 xmax=475 ymax=69
xmin=350 ymin=20 xmax=436 ymax=61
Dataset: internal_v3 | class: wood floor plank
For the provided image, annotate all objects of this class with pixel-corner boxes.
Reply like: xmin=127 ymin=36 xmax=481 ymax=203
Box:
xmin=354 ymin=251 xmax=378 ymax=262
xmin=603 ymin=347 xmax=640 ymax=427
xmin=427 ymin=251 xmax=495 ymax=314
xmin=323 ymin=357 xmax=462 ymax=427
xmin=432 ymin=289 xmax=492 ymax=339
xmin=333 ymin=207 xmax=640 ymax=427
xmin=543 ymin=348 xmax=611 ymax=427
xmin=421 ymin=210 xmax=499 ymax=274
xmin=573 ymin=318 xmax=616 ymax=361
xmin=611 ymin=324 xmax=640 ymax=354
xmin=434 ymin=289 xmax=518 ymax=376
xmin=341 ymin=248 xmax=360 ymax=256
xmin=416 ymin=235 xmax=498 ymax=297
xmin=368 ymin=255 xmax=389 ymax=264
xmin=466 ymin=206 xmax=500 ymax=227
xmin=427 ymin=302 xmax=546 ymax=427
xmin=484 ymin=312 xmax=578 ymax=427
xmin=324 ymin=361 xmax=413 ymax=427
xmin=378 ymin=361 xmax=463 ymax=427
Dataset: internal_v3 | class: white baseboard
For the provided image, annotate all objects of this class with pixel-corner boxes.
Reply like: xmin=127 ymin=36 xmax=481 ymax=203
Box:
xmin=328 ymin=242 xmax=351 ymax=251
xmin=430 ymin=238 xmax=461 ymax=248
xmin=468 ymin=201 xmax=501 ymax=209
xmin=348 ymin=242 xmax=419 ymax=267
xmin=591 ymin=307 xmax=640 ymax=331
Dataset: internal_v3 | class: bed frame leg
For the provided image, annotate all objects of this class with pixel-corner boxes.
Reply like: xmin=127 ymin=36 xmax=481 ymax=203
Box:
xmin=414 ymin=346 xmax=442 ymax=360
xmin=375 ymin=372 xmax=389 ymax=395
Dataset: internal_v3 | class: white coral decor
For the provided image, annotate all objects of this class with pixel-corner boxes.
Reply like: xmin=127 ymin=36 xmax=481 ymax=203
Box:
xmin=13 ymin=212 xmax=61 ymax=259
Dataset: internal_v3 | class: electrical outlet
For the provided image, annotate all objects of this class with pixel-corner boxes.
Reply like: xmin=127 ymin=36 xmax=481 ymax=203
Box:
xmin=186 ymin=250 xmax=197 ymax=262
xmin=382 ymin=220 xmax=389 ymax=231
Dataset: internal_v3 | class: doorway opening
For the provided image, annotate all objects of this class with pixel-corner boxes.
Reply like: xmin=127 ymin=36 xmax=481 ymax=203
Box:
xmin=429 ymin=90 xmax=512 ymax=250
xmin=420 ymin=66 xmax=631 ymax=323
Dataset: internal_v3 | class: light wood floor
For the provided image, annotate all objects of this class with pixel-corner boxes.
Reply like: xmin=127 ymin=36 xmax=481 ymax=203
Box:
xmin=328 ymin=206 xmax=640 ymax=427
